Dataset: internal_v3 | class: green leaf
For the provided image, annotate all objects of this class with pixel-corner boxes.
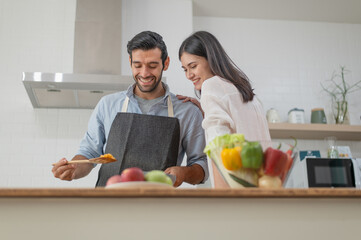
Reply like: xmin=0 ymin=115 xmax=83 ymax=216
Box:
xmin=204 ymin=133 xmax=245 ymax=157
xmin=229 ymin=173 xmax=257 ymax=188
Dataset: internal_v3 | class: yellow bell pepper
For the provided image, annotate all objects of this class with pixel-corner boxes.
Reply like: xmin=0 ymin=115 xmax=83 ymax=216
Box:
xmin=221 ymin=146 xmax=242 ymax=170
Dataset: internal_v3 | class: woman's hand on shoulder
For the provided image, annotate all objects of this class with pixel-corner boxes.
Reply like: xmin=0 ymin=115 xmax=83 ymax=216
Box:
xmin=176 ymin=95 xmax=204 ymax=117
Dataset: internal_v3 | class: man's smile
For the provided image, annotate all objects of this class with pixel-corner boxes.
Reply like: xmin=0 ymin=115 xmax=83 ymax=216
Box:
xmin=138 ymin=76 xmax=155 ymax=84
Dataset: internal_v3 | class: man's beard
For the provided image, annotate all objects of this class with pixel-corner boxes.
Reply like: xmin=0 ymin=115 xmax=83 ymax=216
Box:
xmin=135 ymin=72 xmax=163 ymax=93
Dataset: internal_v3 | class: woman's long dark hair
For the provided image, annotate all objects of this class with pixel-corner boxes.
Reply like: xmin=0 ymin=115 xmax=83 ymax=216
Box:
xmin=179 ymin=31 xmax=254 ymax=102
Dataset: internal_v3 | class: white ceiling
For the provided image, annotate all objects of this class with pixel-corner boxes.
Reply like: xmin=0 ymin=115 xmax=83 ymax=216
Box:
xmin=192 ymin=0 xmax=361 ymax=24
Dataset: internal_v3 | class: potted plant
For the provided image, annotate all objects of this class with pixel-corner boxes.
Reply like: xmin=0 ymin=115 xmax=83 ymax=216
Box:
xmin=321 ymin=66 xmax=361 ymax=124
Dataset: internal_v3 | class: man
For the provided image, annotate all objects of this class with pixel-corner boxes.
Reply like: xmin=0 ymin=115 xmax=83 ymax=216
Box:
xmin=52 ymin=31 xmax=208 ymax=187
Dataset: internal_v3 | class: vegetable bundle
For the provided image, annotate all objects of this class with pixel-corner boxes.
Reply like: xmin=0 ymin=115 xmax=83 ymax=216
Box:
xmin=204 ymin=134 xmax=297 ymax=188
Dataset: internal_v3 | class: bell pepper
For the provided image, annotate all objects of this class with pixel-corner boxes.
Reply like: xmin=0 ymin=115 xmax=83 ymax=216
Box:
xmin=263 ymin=147 xmax=288 ymax=176
xmin=280 ymin=138 xmax=298 ymax=181
xmin=221 ymin=146 xmax=242 ymax=170
xmin=241 ymin=141 xmax=263 ymax=169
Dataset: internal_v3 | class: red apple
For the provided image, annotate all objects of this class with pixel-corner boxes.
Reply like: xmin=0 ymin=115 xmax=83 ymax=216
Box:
xmin=119 ymin=167 xmax=145 ymax=182
xmin=106 ymin=174 xmax=122 ymax=186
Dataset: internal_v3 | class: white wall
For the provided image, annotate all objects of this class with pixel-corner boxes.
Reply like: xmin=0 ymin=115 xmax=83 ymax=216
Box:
xmin=194 ymin=17 xmax=361 ymax=124
xmin=0 ymin=0 xmax=195 ymax=188
xmin=0 ymin=0 xmax=99 ymax=188
xmin=0 ymin=0 xmax=360 ymax=188
xmin=194 ymin=16 xmax=361 ymax=157
xmin=121 ymin=0 xmax=194 ymax=96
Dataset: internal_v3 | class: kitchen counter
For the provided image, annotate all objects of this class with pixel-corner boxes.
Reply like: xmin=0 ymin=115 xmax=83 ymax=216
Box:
xmin=1 ymin=187 xmax=361 ymax=198
xmin=1 ymin=188 xmax=361 ymax=240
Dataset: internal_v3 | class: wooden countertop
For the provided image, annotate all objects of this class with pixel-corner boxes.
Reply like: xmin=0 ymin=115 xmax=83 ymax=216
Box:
xmin=1 ymin=188 xmax=361 ymax=198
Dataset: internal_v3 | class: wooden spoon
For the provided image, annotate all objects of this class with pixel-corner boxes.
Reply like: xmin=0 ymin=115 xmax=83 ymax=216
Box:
xmin=52 ymin=156 xmax=117 ymax=166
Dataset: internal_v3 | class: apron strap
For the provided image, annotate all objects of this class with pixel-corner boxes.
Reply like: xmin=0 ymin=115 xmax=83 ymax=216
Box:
xmin=121 ymin=96 xmax=129 ymax=113
xmin=122 ymin=95 xmax=174 ymax=117
xmin=167 ymin=96 xmax=174 ymax=117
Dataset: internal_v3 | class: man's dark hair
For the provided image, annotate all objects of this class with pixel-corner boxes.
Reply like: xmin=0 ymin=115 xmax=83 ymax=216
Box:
xmin=127 ymin=31 xmax=168 ymax=66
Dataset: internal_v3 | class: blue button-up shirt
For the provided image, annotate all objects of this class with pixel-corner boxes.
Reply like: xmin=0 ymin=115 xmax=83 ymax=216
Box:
xmin=77 ymin=83 xmax=209 ymax=182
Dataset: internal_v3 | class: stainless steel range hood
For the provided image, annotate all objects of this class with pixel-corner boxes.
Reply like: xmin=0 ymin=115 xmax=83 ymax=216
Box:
xmin=23 ymin=0 xmax=132 ymax=109
xmin=23 ymin=72 xmax=133 ymax=109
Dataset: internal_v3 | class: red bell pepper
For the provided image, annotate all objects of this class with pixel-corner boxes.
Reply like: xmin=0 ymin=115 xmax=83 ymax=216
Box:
xmin=263 ymin=147 xmax=288 ymax=177
xmin=280 ymin=152 xmax=293 ymax=181
xmin=280 ymin=138 xmax=298 ymax=181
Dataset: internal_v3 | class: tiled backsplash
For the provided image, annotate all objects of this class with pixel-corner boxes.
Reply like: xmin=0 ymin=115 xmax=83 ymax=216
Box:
xmin=0 ymin=0 xmax=360 ymax=188
xmin=194 ymin=16 xmax=361 ymax=125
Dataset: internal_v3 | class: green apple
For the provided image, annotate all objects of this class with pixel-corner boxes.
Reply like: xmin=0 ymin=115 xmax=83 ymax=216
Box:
xmin=145 ymin=170 xmax=173 ymax=186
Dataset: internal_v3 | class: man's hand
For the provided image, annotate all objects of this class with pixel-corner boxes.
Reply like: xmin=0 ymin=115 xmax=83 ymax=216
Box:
xmin=164 ymin=164 xmax=205 ymax=187
xmin=176 ymin=95 xmax=204 ymax=117
xmin=52 ymin=158 xmax=76 ymax=181
xmin=164 ymin=166 xmax=185 ymax=187
xmin=52 ymin=155 xmax=93 ymax=181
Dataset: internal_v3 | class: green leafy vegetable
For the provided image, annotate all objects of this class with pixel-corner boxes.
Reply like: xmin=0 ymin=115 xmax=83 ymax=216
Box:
xmin=204 ymin=134 xmax=245 ymax=157
xmin=229 ymin=173 xmax=257 ymax=187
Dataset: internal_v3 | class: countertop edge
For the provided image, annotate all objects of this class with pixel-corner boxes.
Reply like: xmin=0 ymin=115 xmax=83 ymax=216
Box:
xmin=1 ymin=188 xmax=361 ymax=198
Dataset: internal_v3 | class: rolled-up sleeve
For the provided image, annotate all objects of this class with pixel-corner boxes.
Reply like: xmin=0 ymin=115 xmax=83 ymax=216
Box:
xmin=77 ymin=99 xmax=106 ymax=159
xmin=183 ymin=108 xmax=209 ymax=183
xmin=201 ymin=93 xmax=234 ymax=144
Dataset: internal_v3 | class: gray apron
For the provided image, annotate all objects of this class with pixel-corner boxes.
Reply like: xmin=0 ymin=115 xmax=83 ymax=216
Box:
xmin=96 ymin=95 xmax=180 ymax=187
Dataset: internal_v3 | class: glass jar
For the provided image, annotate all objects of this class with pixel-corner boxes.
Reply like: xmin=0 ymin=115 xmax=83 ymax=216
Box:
xmin=325 ymin=136 xmax=339 ymax=158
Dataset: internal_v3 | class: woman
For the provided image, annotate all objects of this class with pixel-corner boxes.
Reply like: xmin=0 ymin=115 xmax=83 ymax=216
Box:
xmin=178 ymin=31 xmax=271 ymax=148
